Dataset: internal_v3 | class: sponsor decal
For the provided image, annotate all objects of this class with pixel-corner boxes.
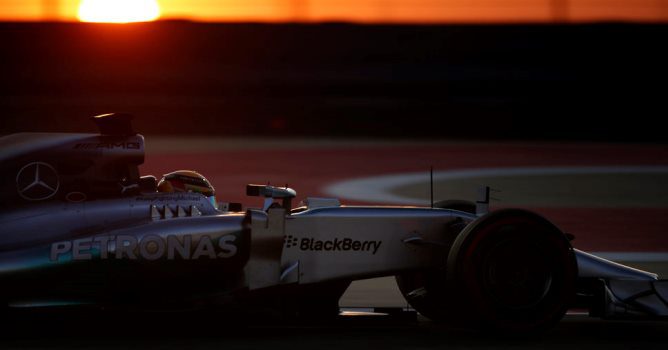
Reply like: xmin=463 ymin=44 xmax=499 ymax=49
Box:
xmin=73 ymin=142 xmax=141 ymax=150
xmin=283 ymin=235 xmax=382 ymax=255
xmin=50 ymin=234 xmax=237 ymax=262
xmin=284 ymin=235 xmax=300 ymax=248
xmin=16 ymin=162 xmax=60 ymax=201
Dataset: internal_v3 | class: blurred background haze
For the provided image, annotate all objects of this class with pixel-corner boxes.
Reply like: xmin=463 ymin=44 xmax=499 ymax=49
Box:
xmin=0 ymin=1 xmax=666 ymax=141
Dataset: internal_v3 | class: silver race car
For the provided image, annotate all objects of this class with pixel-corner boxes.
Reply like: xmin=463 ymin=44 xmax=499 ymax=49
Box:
xmin=0 ymin=113 xmax=666 ymax=333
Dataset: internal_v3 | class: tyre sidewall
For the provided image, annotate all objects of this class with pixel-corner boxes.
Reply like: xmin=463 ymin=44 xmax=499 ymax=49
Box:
xmin=447 ymin=209 xmax=577 ymax=333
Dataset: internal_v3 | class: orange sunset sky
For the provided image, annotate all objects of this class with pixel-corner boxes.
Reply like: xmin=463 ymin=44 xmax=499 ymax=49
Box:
xmin=1 ymin=0 xmax=667 ymax=23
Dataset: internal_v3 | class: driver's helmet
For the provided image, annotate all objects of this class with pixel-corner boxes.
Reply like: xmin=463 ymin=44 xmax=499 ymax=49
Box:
xmin=157 ymin=170 xmax=217 ymax=208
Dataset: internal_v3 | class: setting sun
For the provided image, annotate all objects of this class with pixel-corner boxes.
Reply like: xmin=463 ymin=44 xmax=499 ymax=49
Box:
xmin=78 ymin=0 xmax=161 ymax=23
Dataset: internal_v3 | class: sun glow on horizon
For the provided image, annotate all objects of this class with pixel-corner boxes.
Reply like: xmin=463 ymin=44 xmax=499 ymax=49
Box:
xmin=78 ymin=0 xmax=161 ymax=23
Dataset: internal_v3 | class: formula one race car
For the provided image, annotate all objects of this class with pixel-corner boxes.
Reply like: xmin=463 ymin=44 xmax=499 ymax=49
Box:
xmin=0 ymin=114 xmax=666 ymax=333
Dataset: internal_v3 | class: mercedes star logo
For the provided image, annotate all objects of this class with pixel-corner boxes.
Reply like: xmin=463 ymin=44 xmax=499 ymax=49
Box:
xmin=16 ymin=162 xmax=60 ymax=201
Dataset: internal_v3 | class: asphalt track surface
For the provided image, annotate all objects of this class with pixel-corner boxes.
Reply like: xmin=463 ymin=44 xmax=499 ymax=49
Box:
xmin=25 ymin=137 xmax=652 ymax=349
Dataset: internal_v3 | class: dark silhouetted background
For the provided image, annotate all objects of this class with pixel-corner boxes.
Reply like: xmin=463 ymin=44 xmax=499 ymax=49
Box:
xmin=1 ymin=22 xmax=666 ymax=141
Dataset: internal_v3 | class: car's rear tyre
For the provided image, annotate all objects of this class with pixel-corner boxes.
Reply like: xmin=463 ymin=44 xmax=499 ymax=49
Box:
xmin=447 ymin=209 xmax=577 ymax=333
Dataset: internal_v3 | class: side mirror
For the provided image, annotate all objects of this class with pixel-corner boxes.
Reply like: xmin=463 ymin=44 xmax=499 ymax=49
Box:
xmin=246 ymin=184 xmax=296 ymax=211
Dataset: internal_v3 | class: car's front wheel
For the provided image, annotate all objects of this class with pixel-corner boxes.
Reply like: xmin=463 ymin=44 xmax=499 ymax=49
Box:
xmin=397 ymin=202 xmax=577 ymax=334
xmin=446 ymin=209 xmax=577 ymax=333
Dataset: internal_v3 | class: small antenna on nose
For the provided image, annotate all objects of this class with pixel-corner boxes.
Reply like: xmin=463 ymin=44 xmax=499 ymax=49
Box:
xmin=430 ymin=166 xmax=434 ymax=209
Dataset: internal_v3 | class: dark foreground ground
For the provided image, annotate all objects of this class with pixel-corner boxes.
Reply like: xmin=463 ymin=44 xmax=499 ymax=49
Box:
xmin=1 ymin=313 xmax=667 ymax=350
